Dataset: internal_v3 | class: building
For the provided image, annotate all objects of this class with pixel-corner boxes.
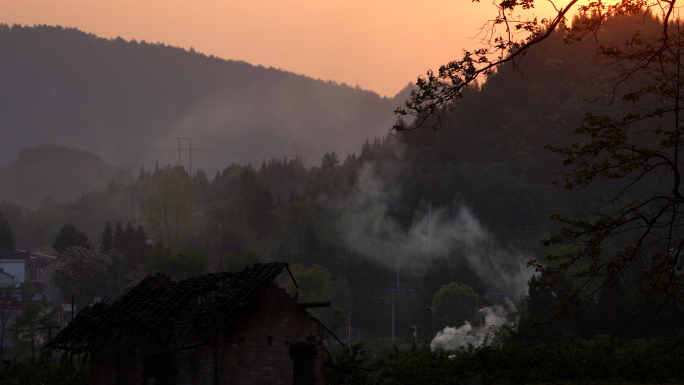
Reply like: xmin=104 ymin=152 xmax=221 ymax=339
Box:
xmin=46 ymin=262 xmax=327 ymax=385
xmin=0 ymin=250 xmax=58 ymax=302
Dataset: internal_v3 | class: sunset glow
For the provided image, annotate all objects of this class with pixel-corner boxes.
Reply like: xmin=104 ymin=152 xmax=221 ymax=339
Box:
xmin=1 ymin=0 xmax=562 ymax=97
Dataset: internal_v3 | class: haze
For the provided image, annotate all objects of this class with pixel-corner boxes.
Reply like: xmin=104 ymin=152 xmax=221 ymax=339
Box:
xmin=1 ymin=0 xmax=557 ymax=97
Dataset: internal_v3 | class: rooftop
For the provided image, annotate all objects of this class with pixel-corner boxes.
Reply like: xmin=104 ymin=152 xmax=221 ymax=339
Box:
xmin=46 ymin=262 xmax=290 ymax=356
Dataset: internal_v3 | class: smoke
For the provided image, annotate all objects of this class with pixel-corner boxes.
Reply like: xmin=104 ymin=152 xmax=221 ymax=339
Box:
xmin=430 ymin=304 xmax=509 ymax=350
xmin=336 ymin=143 xmax=536 ymax=346
xmin=339 ymin=153 xmax=534 ymax=295
xmin=147 ymin=79 xmax=398 ymax=175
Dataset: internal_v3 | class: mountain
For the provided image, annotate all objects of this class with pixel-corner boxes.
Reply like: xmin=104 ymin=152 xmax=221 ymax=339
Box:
xmin=0 ymin=143 xmax=119 ymax=207
xmin=0 ymin=24 xmax=405 ymax=174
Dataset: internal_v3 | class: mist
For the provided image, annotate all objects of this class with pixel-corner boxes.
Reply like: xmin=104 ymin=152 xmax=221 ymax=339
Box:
xmin=339 ymin=151 xmax=534 ymax=295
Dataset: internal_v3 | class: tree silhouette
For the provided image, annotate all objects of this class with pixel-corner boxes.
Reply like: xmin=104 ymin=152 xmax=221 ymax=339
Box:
xmin=52 ymin=223 xmax=88 ymax=254
xmin=0 ymin=211 xmax=15 ymax=251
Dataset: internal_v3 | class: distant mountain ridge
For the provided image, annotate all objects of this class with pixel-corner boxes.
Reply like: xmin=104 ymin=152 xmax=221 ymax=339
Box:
xmin=0 ymin=143 xmax=119 ymax=207
xmin=0 ymin=24 xmax=408 ymax=175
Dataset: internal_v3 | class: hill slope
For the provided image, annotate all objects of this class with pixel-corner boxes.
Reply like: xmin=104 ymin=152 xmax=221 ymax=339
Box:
xmin=0 ymin=24 xmax=403 ymax=174
xmin=0 ymin=143 xmax=120 ymax=207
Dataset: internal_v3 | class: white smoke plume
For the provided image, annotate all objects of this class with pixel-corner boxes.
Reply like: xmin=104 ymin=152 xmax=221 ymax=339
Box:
xmin=340 ymin=154 xmax=534 ymax=295
xmin=430 ymin=304 xmax=509 ymax=350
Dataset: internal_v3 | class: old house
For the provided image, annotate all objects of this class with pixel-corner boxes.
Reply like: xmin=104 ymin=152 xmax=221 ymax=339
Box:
xmin=0 ymin=250 xmax=58 ymax=302
xmin=46 ymin=262 xmax=326 ymax=385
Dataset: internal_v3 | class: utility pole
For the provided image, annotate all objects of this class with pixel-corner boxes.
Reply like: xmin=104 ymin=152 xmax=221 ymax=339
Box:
xmin=428 ymin=202 xmax=432 ymax=256
xmin=376 ymin=288 xmax=416 ymax=342
xmin=479 ymin=309 xmax=484 ymax=343
xmin=176 ymin=138 xmax=194 ymax=177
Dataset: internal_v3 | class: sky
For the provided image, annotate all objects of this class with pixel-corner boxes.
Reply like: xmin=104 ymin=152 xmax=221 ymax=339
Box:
xmin=0 ymin=0 xmax=560 ymax=98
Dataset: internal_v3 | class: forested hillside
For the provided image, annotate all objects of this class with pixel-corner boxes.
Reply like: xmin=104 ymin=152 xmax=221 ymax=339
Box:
xmin=0 ymin=24 xmax=405 ymax=186
xmin=0 ymin=144 xmax=120 ymax=207
xmin=2 ymin=14 xmax=681 ymax=347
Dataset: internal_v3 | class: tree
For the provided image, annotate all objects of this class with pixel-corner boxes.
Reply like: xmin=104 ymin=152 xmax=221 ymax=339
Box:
xmin=394 ymin=1 xmax=684 ymax=319
xmin=111 ymin=221 xmax=152 ymax=270
xmin=223 ymin=248 xmax=262 ymax=272
xmin=535 ymin=15 xmax=684 ymax=317
xmin=0 ymin=281 xmax=17 ymax=358
xmin=235 ymin=168 xmax=274 ymax=246
xmin=52 ymin=223 xmax=89 ymax=254
xmin=0 ymin=211 xmax=15 ymax=251
xmin=432 ymin=282 xmax=478 ymax=328
xmin=144 ymin=246 xmax=209 ymax=280
xmin=101 ymin=221 xmax=113 ymax=252
xmin=320 ymin=152 xmax=341 ymax=196
xmin=143 ymin=165 xmax=195 ymax=250
xmin=8 ymin=300 xmax=58 ymax=360
xmin=291 ymin=137 xmax=315 ymax=168
xmin=276 ymin=201 xmax=318 ymax=263
xmin=48 ymin=247 xmax=111 ymax=308
xmin=284 ymin=264 xmax=330 ymax=303
xmin=106 ymin=248 xmax=136 ymax=299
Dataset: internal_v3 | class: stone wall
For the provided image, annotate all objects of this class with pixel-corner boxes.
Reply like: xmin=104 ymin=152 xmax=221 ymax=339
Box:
xmin=171 ymin=283 xmax=324 ymax=385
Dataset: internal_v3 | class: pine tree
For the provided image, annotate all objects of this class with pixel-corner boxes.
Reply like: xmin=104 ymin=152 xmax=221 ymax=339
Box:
xmin=0 ymin=211 xmax=15 ymax=252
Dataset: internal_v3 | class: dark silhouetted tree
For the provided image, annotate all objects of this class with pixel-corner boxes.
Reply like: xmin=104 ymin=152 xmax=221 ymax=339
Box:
xmin=0 ymin=211 xmax=15 ymax=251
xmin=52 ymin=223 xmax=88 ymax=254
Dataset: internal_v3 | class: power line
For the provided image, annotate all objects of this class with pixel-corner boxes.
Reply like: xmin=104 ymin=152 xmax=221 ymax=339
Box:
xmin=176 ymin=137 xmax=193 ymax=177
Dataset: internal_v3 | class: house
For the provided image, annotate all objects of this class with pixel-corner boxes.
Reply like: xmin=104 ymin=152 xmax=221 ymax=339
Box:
xmin=46 ymin=262 xmax=327 ymax=385
xmin=0 ymin=268 xmax=21 ymax=312
xmin=0 ymin=250 xmax=58 ymax=302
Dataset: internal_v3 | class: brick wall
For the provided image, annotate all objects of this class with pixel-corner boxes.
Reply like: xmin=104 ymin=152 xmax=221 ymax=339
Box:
xmin=114 ymin=283 xmax=327 ymax=385
xmin=214 ymin=283 xmax=325 ymax=385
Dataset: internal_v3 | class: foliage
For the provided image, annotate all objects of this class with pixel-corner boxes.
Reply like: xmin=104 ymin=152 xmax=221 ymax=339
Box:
xmin=222 ymin=248 xmax=263 ymax=272
xmin=291 ymin=137 xmax=315 ymax=168
xmin=0 ymin=284 xmax=16 ymax=359
xmin=275 ymin=200 xmax=319 ymax=263
xmin=47 ymin=247 xmax=111 ymax=308
xmin=8 ymin=9 xmax=684 ymax=343
xmin=111 ymin=221 xmax=151 ymax=270
xmin=325 ymin=343 xmax=374 ymax=385
xmin=105 ymin=249 xmax=138 ymax=299
xmin=531 ymin=14 xmax=684 ymax=317
xmin=432 ymin=283 xmax=478 ymax=328
xmin=326 ymin=335 xmax=684 ymax=385
xmin=0 ymin=352 xmax=90 ymax=385
xmin=0 ymin=25 xmax=397 ymax=195
xmin=284 ymin=264 xmax=330 ymax=303
xmin=8 ymin=301 xmax=58 ymax=360
xmin=144 ymin=246 xmax=209 ymax=280
xmin=0 ymin=210 xmax=15 ymax=251
xmin=392 ymin=0 xmax=684 ymax=323
xmin=52 ymin=223 xmax=89 ymax=254
xmin=100 ymin=221 xmax=113 ymax=252
xmin=143 ymin=165 xmax=195 ymax=250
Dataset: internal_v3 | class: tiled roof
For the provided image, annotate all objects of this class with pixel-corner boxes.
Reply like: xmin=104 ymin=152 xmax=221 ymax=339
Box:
xmin=46 ymin=262 xmax=289 ymax=355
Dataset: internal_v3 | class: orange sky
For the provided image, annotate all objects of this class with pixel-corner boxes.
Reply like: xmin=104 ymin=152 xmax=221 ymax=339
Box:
xmin=1 ymin=0 xmax=560 ymax=97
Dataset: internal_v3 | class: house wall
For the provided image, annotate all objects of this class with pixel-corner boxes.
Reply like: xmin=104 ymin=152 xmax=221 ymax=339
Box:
xmin=174 ymin=283 xmax=325 ymax=385
xmin=91 ymin=283 xmax=325 ymax=385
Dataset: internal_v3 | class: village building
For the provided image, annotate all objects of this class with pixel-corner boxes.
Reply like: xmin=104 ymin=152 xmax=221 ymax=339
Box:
xmin=0 ymin=250 xmax=58 ymax=303
xmin=46 ymin=262 xmax=327 ymax=385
